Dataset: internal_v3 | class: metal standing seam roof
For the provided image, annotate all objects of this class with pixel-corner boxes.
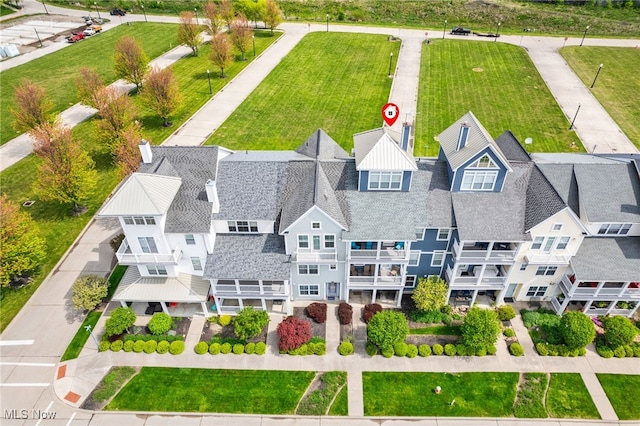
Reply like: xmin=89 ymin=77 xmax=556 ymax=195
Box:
xmin=353 ymin=128 xmax=417 ymax=171
xmin=113 ymin=271 xmax=210 ymax=303
xmin=571 ymin=237 xmax=640 ymax=282
xmin=99 ymin=173 xmax=182 ymax=216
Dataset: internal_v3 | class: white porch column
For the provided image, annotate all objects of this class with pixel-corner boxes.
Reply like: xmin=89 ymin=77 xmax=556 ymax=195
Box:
xmin=605 ymin=301 xmax=616 ymax=315
xmin=619 ymin=281 xmax=631 ymax=297
xmin=259 ymin=280 xmax=265 ymax=295
xmin=119 ymin=301 xmax=127 ymax=308
xmin=485 ymin=242 xmax=493 ymax=260
xmin=214 ymin=296 xmax=222 ymax=315
xmin=261 ymin=299 xmax=266 ymax=311
xmin=627 ymin=302 xmax=640 ymax=318
xmin=559 ymin=297 xmax=571 ymax=313
xmin=469 ymin=289 xmax=479 ymax=306
xmin=285 ymin=298 xmax=291 ymax=315
xmin=495 ymin=287 xmax=506 ymax=305
xmin=201 ymin=301 xmax=209 ymax=318
xmin=372 ymin=289 xmax=378 ymax=304
xmin=593 ymin=281 xmax=606 ymax=296
xmin=583 ymin=300 xmax=593 ymax=312
xmin=395 ymin=290 xmax=402 ymax=307
xmin=475 ymin=265 xmax=487 ymax=285
xmin=160 ymin=301 xmax=169 ymax=314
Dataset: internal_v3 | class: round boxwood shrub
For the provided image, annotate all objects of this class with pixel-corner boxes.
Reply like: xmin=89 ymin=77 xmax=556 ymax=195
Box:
xmin=194 ymin=341 xmax=208 ymax=355
xmin=624 ymin=345 xmax=634 ymax=358
xmin=144 ymin=340 xmax=157 ymax=354
xmin=597 ymin=345 xmax=614 ymax=358
xmin=218 ymin=315 xmax=232 ymax=326
xmin=614 ymin=346 xmax=626 ymax=358
xmin=406 ymin=344 xmax=418 ymax=358
xmin=381 ymin=346 xmax=395 ymax=358
xmin=394 ymin=342 xmax=408 ymax=357
xmin=578 ymin=347 xmax=587 ymax=357
xmin=455 ymin=344 xmax=467 ymax=356
xmin=255 ymin=341 xmax=267 ymax=355
xmin=297 ymin=343 xmax=309 ymax=356
xmin=510 ymin=343 xmax=524 ymax=356
xmin=133 ymin=340 xmax=145 ymax=353
xmin=110 ymin=340 xmax=123 ymax=352
xmin=432 ymin=344 xmax=444 ymax=355
xmin=220 ymin=342 xmax=232 ymax=354
xmin=633 ymin=345 xmax=640 ymax=358
xmin=476 ymin=347 xmax=487 ymax=357
xmin=245 ymin=342 xmax=256 ymax=354
xmin=309 ymin=342 xmax=326 ymax=355
xmin=602 ymin=316 xmax=637 ymax=348
xmin=486 ymin=344 xmax=497 ymax=355
xmin=209 ymin=342 xmax=221 ymax=355
xmin=148 ymin=312 xmax=172 ymax=335
xmin=444 ymin=344 xmax=456 ymax=356
xmin=536 ymin=342 xmax=549 ymax=356
xmin=123 ymin=340 xmax=134 ymax=352
xmin=560 ymin=311 xmax=595 ymax=350
xmin=99 ymin=341 xmax=110 ymax=352
xmin=169 ymin=340 xmax=185 ymax=355
xmin=157 ymin=340 xmax=170 ymax=354
xmin=233 ymin=343 xmax=244 ymax=355
xmin=366 ymin=342 xmax=378 ymax=356
xmin=503 ymin=328 xmax=516 ymax=338
xmin=418 ymin=344 xmax=431 ymax=357
xmin=338 ymin=341 xmax=354 ymax=356
xmin=496 ymin=305 xmax=516 ymax=321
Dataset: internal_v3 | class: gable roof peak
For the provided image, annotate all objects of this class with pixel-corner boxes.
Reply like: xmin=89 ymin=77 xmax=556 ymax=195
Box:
xmin=353 ymin=127 xmax=417 ymax=171
xmin=295 ymin=128 xmax=349 ymax=160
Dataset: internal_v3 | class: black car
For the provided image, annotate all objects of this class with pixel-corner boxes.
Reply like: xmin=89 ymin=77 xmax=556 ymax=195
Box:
xmin=450 ymin=27 xmax=471 ymax=35
xmin=110 ymin=8 xmax=126 ymax=16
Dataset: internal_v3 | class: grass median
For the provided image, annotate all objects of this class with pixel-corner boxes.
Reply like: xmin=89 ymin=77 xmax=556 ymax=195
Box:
xmin=596 ymin=374 xmax=640 ymax=420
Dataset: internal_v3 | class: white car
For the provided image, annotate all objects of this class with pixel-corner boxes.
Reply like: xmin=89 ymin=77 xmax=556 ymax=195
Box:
xmin=83 ymin=28 xmax=96 ymax=36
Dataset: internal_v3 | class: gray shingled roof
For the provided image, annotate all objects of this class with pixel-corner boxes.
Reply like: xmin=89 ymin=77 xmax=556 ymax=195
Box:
xmin=495 ymin=131 xmax=530 ymax=163
xmin=422 ymin=160 xmax=455 ymax=228
xmin=525 ymin=165 xmax=567 ymax=231
xmin=572 ymin=237 xmax=640 ymax=282
xmin=279 ymin=160 xmax=316 ymax=232
xmin=296 ymin=129 xmax=349 ymax=160
xmin=139 ymin=147 xmax=219 ymax=233
xmin=535 ymin=163 xmax=578 ymax=214
xmin=203 ymin=233 xmax=290 ymax=280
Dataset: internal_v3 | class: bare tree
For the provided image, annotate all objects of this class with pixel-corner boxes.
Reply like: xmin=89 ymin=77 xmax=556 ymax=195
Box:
xmin=113 ymin=36 xmax=149 ymax=89
xmin=177 ymin=11 xmax=203 ymax=56
xmin=263 ymin=0 xmax=282 ymax=35
xmin=203 ymin=0 xmax=224 ymax=36
xmin=10 ymin=79 xmax=54 ymax=134
xmin=141 ymin=66 xmax=182 ymax=128
xmin=219 ymin=0 xmax=235 ymax=30
xmin=209 ymin=33 xmax=234 ymax=78
xmin=75 ymin=67 xmax=105 ymax=109
xmin=230 ymin=13 xmax=253 ymax=60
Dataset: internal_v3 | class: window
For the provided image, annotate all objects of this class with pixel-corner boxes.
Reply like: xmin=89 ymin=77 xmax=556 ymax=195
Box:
xmin=313 ymin=235 xmax=321 ymax=250
xmin=461 ymin=170 xmax=498 ymax=191
xmin=144 ymin=217 xmax=156 ymax=225
xmin=415 ymin=228 xmax=425 ymax=239
xmin=542 ymin=237 xmax=556 ymax=253
xmin=535 ymin=266 xmax=557 ymax=276
xmin=191 ymin=257 xmax=202 ymax=271
xmin=531 ymin=236 xmax=544 ymax=250
xmin=437 ymin=228 xmax=451 ymax=241
xmin=227 ymin=220 xmax=258 ymax=233
xmin=598 ymin=223 xmax=632 ymax=235
xmin=369 ymin=171 xmax=402 ymax=190
xmin=556 ymin=236 xmax=570 ymax=250
xmin=526 ymin=286 xmax=548 ymax=297
xmin=431 ymin=251 xmax=445 ymax=267
xmin=311 ymin=221 xmax=321 ymax=230
xmin=299 ymin=284 xmax=319 ymax=296
xmin=185 ymin=234 xmax=196 ymax=245
xmin=298 ymin=265 xmax=319 ymax=275
xmin=123 ymin=216 xmax=134 ymax=225
xmin=324 ymin=235 xmax=335 ymax=249
xmin=468 ymin=154 xmax=498 ymax=169
xmin=532 ymin=236 xmax=570 ymax=251
xmin=409 ymin=251 xmax=420 ymax=266
xmin=138 ymin=237 xmax=158 ymax=253
xmin=552 ymin=223 xmax=563 ymax=231
xmin=298 ymin=235 xmax=309 ymax=249
xmin=134 ymin=216 xmax=146 ymax=225
xmin=123 ymin=216 xmax=155 ymax=225
xmin=147 ymin=265 xmax=167 ymax=276
xmin=329 ymin=264 xmax=337 ymax=270
xmin=520 ymin=263 xmax=528 ymax=271
xmin=405 ymin=275 xmax=417 ymax=288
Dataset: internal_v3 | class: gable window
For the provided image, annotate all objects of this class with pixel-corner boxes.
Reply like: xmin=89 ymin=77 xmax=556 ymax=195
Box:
xmin=369 ymin=171 xmax=402 ymax=190
xmin=535 ymin=266 xmax=557 ymax=276
xmin=227 ymin=220 xmax=258 ymax=233
xmin=324 ymin=235 xmax=335 ymax=249
xmin=138 ymin=237 xmax=158 ymax=253
xmin=311 ymin=221 xmax=321 ymax=230
xmin=469 ymin=154 xmax=498 ymax=169
xmin=556 ymin=236 xmax=570 ymax=250
xmin=431 ymin=251 xmax=445 ymax=267
xmin=123 ymin=216 xmax=155 ymax=225
xmin=405 ymin=275 xmax=417 ymax=288
xmin=437 ymin=228 xmax=451 ymax=241
xmin=298 ymin=235 xmax=309 ymax=249
xmin=461 ymin=170 xmax=498 ymax=191
xmin=147 ymin=265 xmax=167 ymax=276
xmin=526 ymin=286 xmax=548 ymax=297
xmin=298 ymin=264 xmax=319 ymax=275
xmin=415 ymin=228 xmax=425 ymax=239
xmin=299 ymin=284 xmax=319 ymax=296
xmin=185 ymin=234 xmax=196 ymax=245
xmin=552 ymin=223 xmax=563 ymax=231
xmin=598 ymin=223 xmax=632 ymax=235
xmin=191 ymin=257 xmax=202 ymax=271
xmin=409 ymin=251 xmax=420 ymax=266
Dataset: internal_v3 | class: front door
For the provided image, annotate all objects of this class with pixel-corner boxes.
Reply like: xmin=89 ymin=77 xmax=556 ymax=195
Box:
xmin=326 ymin=282 xmax=340 ymax=301
xmin=504 ymin=283 xmax=518 ymax=302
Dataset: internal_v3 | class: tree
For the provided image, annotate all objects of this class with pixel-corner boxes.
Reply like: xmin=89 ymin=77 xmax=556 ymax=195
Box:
xmin=104 ymin=307 xmax=136 ymax=337
xmin=219 ymin=0 xmax=235 ymax=29
xmin=177 ymin=11 xmax=203 ymax=56
xmin=412 ymin=276 xmax=448 ymax=312
xmin=140 ymin=66 xmax=182 ymax=128
xmin=75 ymin=67 xmax=105 ymax=109
xmin=560 ymin=311 xmax=595 ymax=350
xmin=209 ymin=33 xmax=234 ymax=78
xmin=602 ymin=316 xmax=636 ymax=348
xmin=236 ymin=0 xmax=264 ymax=28
xmin=71 ymin=274 xmax=108 ymax=311
xmin=114 ymin=125 xmax=142 ymax=178
xmin=263 ymin=0 xmax=282 ymax=35
xmin=10 ymin=79 xmax=54 ymax=134
xmin=94 ymin=85 xmax=139 ymax=155
xmin=230 ymin=14 xmax=253 ymax=60
xmin=113 ymin=36 xmax=149 ymax=89
xmin=234 ymin=307 xmax=269 ymax=339
xmin=0 ymin=194 xmax=46 ymax=287
xmin=203 ymin=0 xmax=224 ymax=35
xmin=367 ymin=310 xmax=409 ymax=350
xmin=31 ymin=123 xmax=98 ymax=213
xmin=460 ymin=307 xmax=501 ymax=351
xmin=148 ymin=312 xmax=173 ymax=335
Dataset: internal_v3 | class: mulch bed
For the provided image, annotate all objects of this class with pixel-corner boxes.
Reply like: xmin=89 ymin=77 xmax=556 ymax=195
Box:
xmin=293 ymin=306 xmax=326 ymax=340
xmin=405 ymin=334 xmax=459 ymax=346
xmin=336 ymin=305 xmax=354 ymax=342
xmin=129 ymin=317 xmax=191 ymax=338
xmin=199 ymin=321 xmax=268 ymax=344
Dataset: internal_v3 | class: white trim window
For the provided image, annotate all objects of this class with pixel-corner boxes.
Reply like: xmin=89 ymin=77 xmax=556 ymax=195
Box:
xmin=436 ymin=228 xmax=451 ymax=241
xmin=469 ymin=154 xmax=498 ymax=169
xmin=298 ymin=264 xmax=319 ymax=275
xmin=185 ymin=234 xmax=196 ymax=245
xmin=556 ymin=236 xmax=570 ymax=250
xmin=228 ymin=220 xmax=258 ymax=233
xmin=526 ymin=286 xmax=548 ymax=297
xmin=409 ymin=251 xmax=420 ymax=266
xmin=405 ymin=275 xmax=417 ymax=288
xmin=138 ymin=237 xmax=158 ymax=253
xmin=147 ymin=265 xmax=167 ymax=276
xmin=552 ymin=223 xmax=563 ymax=231
xmin=299 ymin=284 xmax=319 ymax=296
xmin=311 ymin=221 xmax=321 ymax=230
xmin=415 ymin=228 xmax=425 ymax=240
xmin=461 ymin=170 xmax=498 ymax=191
xmin=124 ymin=216 xmax=156 ymax=225
xmin=535 ymin=266 xmax=557 ymax=276
xmin=369 ymin=171 xmax=402 ymax=190
xmin=191 ymin=257 xmax=202 ymax=271
xmin=431 ymin=251 xmax=445 ymax=267
xmin=324 ymin=235 xmax=335 ymax=249
xmin=298 ymin=235 xmax=309 ymax=249
xmin=598 ymin=223 xmax=632 ymax=235
xmin=520 ymin=263 xmax=528 ymax=271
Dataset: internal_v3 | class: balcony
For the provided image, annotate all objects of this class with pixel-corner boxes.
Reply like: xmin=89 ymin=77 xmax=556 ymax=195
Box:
xmin=348 ymin=241 xmax=406 ymax=261
xmin=452 ymin=241 xmax=516 ymax=264
xmin=446 ymin=265 xmax=507 ymax=288
xmin=524 ymin=252 xmax=572 ymax=265
xmin=116 ymin=238 xmax=181 ymax=265
xmin=559 ymin=275 xmax=640 ymax=299
xmin=214 ymin=283 xmax=288 ymax=297
xmin=294 ymin=248 xmax=337 ymax=263
xmin=347 ymin=275 xmax=404 ymax=288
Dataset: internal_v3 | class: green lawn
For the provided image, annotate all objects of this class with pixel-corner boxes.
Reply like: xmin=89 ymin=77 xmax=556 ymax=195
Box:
xmin=205 ymin=32 xmax=399 ymax=150
xmin=0 ymin=4 xmax=16 ymax=16
xmin=92 ymin=367 xmax=137 ymax=403
xmin=409 ymin=325 xmax=461 ymax=335
xmin=560 ymin=46 xmax=640 ymax=150
xmin=514 ymin=373 xmax=549 ymax=418
xmin=0 ymin=22 xmax=177 ymax=145
xmin=107 ymin=368 xmax=315 ymax=414
xmin=546 ymin=373 xmax=599 ymax=419
xmin=597 ymin=374 xmax=640 ymax=420
xmin=363 ymin=372 xmax=518 ymax=417
xmin=416 ymin=40 xmax=581 ymax=156
xmin=296 ymin=371 xmax=347 ymax=415
xmin=329 ymin=384 xmax=349 ymax=416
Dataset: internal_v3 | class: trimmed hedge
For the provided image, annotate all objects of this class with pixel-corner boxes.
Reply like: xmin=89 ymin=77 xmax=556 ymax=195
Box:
xmin=143 ymin=340 xmax=157 ymax=354
xmin=496 ymin=305 xmax=516 ymax=321
xmin=510 ymin=343 xmax=524 ymax=356
xmin=245 ymin=342 xmax=256 ymax=354
xmin=432 ymin=343 xmax=444 ymax=355
xmin=535 ymin=342 xmax=586 ymax=357
xmin=133 ymin=340 xmax=145 ymax=353
xmin=194 ymin=341 xmax=208 ymax=355
xmin=169 ymin=340 xmax=185 ymax=355
xmin=406 ymin=344 xmax=418 ymax=358
xmin=338 ymin=302 xmax=353 ymax=325
xmin=255 ymin=341 xmax=267 ymax=355
xmin=218 ymin=315 xmax=232 ymax=326
xmin=381 ymin=346 xmax=394 ymax=358
xmin=277 ymin=316 xmax=312 ymax=352
xmin=209 ymin=342 xmax=221 ymax=355
xmin=363 ymin=303 xmax=383 ymax=323
xmin=148 ymin=312 xmax=172 ymax=335
xmin=123 ymin=340 xmax=134 ymax=352
xmin=220 ymin=342 xmax=232 ymax=354
xmin=366 ymin=341 xmax=378 ymax=356
xmin=444 ymin=343 xmax=456 ymax=356
xmin=110 ymin=340 xmax=123 ymax=352
xmin=503 ymin=328 xmax=516 ymax=338
xmin=156 ymin=340 xmax=170 ymax=354
xmin=99 ymin=341 xmax=110 ymax=352
xmin=338 ymin=341 xmax=354 ymax=356
xmin=394 ymin=342 xmax=408 ymax=357
xmin=233 ymin=343 xmax=244 ymax=354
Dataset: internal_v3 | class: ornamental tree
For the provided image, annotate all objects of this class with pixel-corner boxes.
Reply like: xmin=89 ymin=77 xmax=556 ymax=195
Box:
xmin=94 ymin=85 xmax=140 ymax=160
xmin=203 ymin=0 xmax=224 ymax=35
xmin=75 ymin=67 xmax=105 ymax=109
xmin=560 ymin=311 xmax=595 ymax=350
xmin=234 ymin=307 xmax=269 ymax=339
xmin=230 ymin=13 xmax=252 ymax=60
xmin=219 ymin=0 xmax=235 ymax=29
xmin=148 ymin=312 xmax=173 ymax=335
xmin=460 ymin=307 xmax=501 ymax=351
xmin=114 ymin=125 xmax=142 ymax=178
xmin=140 ymin=66 xmax=182 ymax=127
xmin=209 ymin=33 xmax=234 ymax=78
xmin=113 ymin=36 xmax=149 ymax=89
xmin=367 ymin=310 xmax=409 ymax=350
xmin=104 ymin=307 xmax=136 ymax=337
xmin=412 ymin=276 xmax=448 ymax=312
xmin=177 ymin=11 xmax=203 ymax=56
xmin=263 ymin=0 xmax=282 ymax=35
xmin=10 ymin=79 xmax=54 ymax=134
xmin=71 ymin=274 xmax=108 ymax=311
xmin=602 ymin=315 xmax=637 ymax=348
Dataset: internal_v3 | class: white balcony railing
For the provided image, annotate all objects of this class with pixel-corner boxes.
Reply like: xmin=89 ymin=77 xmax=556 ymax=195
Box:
xmin=349 ymin=248 xmax=406 ymax=260
xmin=347 ymin=275 xmax=404 ymax=288
xmin=116 ymin=238 xmax=181 ymax=265
xmin=446 ymin=265 xmax=507 ymax=288
xmin=550 ymin=296 xmax=562 ymax=313
xmin=452 ymin=241 xmax=515 ymax=263
xmin=524 ymin=252 xmax=572 ymax=265
xmin=559 ymin=275 xmax=640 ymax=299
xmin=214 ymin=283 xmax=288 ymax=297
xmin=295 ymin=248 xmax=337 ymax=263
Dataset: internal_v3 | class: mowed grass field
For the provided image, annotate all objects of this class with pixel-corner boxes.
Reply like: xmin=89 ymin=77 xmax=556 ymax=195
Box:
xmin=417 ymin=40 xmax=581 ymax=156
xmin=560 ymin=46 xmax=640 ymax=150
xmin=0 ymin=22 xmax=177 ymax=145
xmin=206 ymin=32 xmax=399 ymax=150
xmin=597 ymin=374 xmax=640 ymax=420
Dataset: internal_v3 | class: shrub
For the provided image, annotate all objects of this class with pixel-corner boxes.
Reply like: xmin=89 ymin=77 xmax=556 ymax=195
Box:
xmin=133 ymin=340 xmax=145 ymax=353
xmin=363 ymin=303 xmax=383 ymax=323
xmin=597 ymin=345 xmax=614 ymax=358
xmin=367 ymin=310 xmax=409 ymax=350
xmin=220 ymin=342 xmax=232 ymax=354
xmin=104 ymin=307 xmax=136 ymax=337
xmin=309 ymin=342 xmax=326 ymax=355
xmin=194 ymin=341 xmax=208 ymax=355
xmin=71 ymin=274 xmax=109 ymax=311
xmin=602 ymin=316 xmax=637 ymax=348
xmin=560 ymin=311 xmax=595 ymax=350
xmin=441 ymin=304 xmax=453 ymax=315
xmin=169 ymin=340 xmax=185 ymax=355
xmin=245 ymin=342 xmax=256 ymax=354
xmin=418 ymin=344 xmax=431 ymax=357
xmin=338 ymin=341 xmax=354 ymax=356
xmin=461 ymin=307 xmax=501 ymax=352
xmin=444 ymin=343 xmax=456 ymax=356
xmin=624 ymin=345 xmax=634 ymax=357
xmin=476 ymin=347 xmax=487 ymax=356
xmin=432 ymin=343 xmax=444 ymax=355
xmin=218 ymin=315 xmax=232 ymax=326
xmin=306 ymin=302 xmax=327 ymax=323
xmin=412 ymin=276 xmax=448 ymax=312
xmin=394 ymin=342 xmax=408 ymax=357
xmin=277 ymin=316 xmax=312 ymax=352
xmin=486 ymin=345 xmax=497 ymax=355
xmin=255 ymin=341 xmax=267 ymax=355
xmin=123 ymin=340 xmax=134 ymax=352
xmin=578 ymin=347 xmax=587 ymax=357
xmin=547 ymin=344 xmax=559 ymax=356
xmin=406 ymin=344 xmax=418 ymax=358
xmin=381 ymin=346 xmax=394 ymax=358
xmin=536 ymin=342 xmax=549 ymax=356
xmin=99 ymin=341 xmax=110 ymax=352
xmin=233 ymin=343 xmax=244 ymax=354
xmin=558 ymin=345 xmax=570 ymax=357
xmin=233 ymin=307 xmax=269 ymax=340
xmin=157 ymin=340 xmax=170 ymax=354
xmin=410 ymin=309 xmax=449 ymax=324
xmin=496 ymin=305 xmax=516 ymax=321
xmin=144 ymin=340 xmax=157 ymax=354
xmin=634 ymin=344 xmax=640 ymax=358
xmin=366 ymin=341 xmax=378 ymax=356
xmin=110 ymin=340 xmax=123 ymax=352
xmin=510 ymin=343 xmax=524 ymax=356
xmin=614 ymin=346 xmax=626 ymax=358
xmin=148 ymin=312 xmax=172 ymax=335
xmin=338 ymin=302 xmax=353 ymax=325
xmin=503 ymin=328 xmax=516 ymax=338
xmin=455 ymin=344 xmax=467 ymax=356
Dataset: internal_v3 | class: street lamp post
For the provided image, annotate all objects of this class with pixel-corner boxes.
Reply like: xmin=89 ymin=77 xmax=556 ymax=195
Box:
xmin=85 ymin=325 xmax=99 ymax=350
xmin=141 ymin=5 xmax=147 ymax=22
xmin=590 ymin=63 xmax=603 ymax=88
xmin=569 ymin=103 xmax=581 ymax=130
xmin=41 ymin=0 xmax=49 ymax=14
xmin=326 ymin=14 xmax=329 ymax=32
xmin=206 ymin=69 xmax=212 ymax=95
xmin=252 ymin=35 xmax=256 ymax=57
xmin=388 ymin=52 xmax=393 ymax=77
xmin=34 ymin=27 xmax=43 ymax=47
xmin=194 ymin=8 xmax=199 ymax=25
xmin=443 ymin=19 xmax=447 ymax=39
xmin=580 ymin=25 xmax=590 ymax=47
xmin=94 ymin=2 xmax=101 ymax=20
xmin=495 ymin=22 xmax=501 ymax=42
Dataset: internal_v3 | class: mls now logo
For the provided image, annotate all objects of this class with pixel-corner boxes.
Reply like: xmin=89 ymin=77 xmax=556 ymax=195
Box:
xmin=381 ymin=103 xmax=399 ymax=126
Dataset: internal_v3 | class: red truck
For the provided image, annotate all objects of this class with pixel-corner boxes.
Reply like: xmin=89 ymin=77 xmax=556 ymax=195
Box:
xmin=66 ymin=32 xmax=85 ymax=43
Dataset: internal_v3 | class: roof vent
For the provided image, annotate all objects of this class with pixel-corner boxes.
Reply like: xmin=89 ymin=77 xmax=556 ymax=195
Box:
xmin=139 ymin=139 xmax=153 ymax=163
xmin=456 ymin=121 xmax=471 ymax=151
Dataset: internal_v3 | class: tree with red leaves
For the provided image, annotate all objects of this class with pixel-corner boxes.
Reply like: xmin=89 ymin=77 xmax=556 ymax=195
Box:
xmin=75 ymin=67 xmax=105 ymax=109
xmin=140 ymin=66 xmax=182 ymax=128
xmin=203 ymin=1 xmax=224 ymax=36
xmin=230 ymin=13 xmax=252 ymax=61
xmin=277 ymin=316 xmax=312 ymax=352
xmin=10 ymin=79 xmax=54 ymax=134
xmin=113 ymin=36 xmax=149 ymax=89
xmin=209 ymin=33 xmax=234 ymax=78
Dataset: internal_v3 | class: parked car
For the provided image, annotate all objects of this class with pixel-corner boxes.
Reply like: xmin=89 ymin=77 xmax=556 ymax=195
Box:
xmin=85 ymin=24 xmax=102 ymax=34
xmin=83 ymin=27 xmax=97 ymax=36
xmin=450 ymin=27 xmax=471 ymax=35
xmin=110 ymin=8 xmax=126 ymax=16
xmin=66 ymin=32 xmax=85 ymax=43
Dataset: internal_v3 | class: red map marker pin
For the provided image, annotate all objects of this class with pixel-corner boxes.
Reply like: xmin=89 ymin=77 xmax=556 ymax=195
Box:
xmin=382 ymin=103 xmax=399 ymax=127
